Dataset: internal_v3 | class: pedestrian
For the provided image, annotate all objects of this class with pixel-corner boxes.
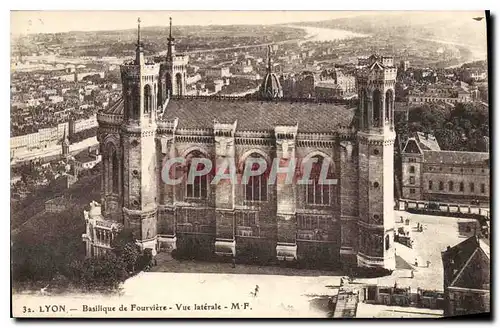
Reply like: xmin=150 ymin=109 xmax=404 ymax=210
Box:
xmin=414 ymin=259 xmax=418 ymax=267
xmin=231 ymin=257 xmax=236 ymax=268
xmin=401 ymin=216 xmax=404 ymax=223
xmin=426 ymin=260 xmax=431 ymax=268
xmin=255 ymin=285 xmax=259 ymax=296
xmin=328 ymin=297 xmax=334 ymax=310
xmin=410 ymin=270 xmax=414 ymax=279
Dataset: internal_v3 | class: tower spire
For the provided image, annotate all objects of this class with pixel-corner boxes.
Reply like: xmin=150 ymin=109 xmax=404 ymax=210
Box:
xmin=137 ymin=17 xmax=141 ymax=46
xmin=267 ymin=45 xmax=272 ymax=73
xmin=169 ymin=17 xmax=173 ymax=40
xmin=167 ymin=17 xmax=175 ymax=62
xmin=135 ymin=17 xmax=144 ymax=65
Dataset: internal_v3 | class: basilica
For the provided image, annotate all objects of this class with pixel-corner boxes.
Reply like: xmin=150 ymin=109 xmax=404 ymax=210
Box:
xmin=82 ymin=19 xmax=398 ymax=270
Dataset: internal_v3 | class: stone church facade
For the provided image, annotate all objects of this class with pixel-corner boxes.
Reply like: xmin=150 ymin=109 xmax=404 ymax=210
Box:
xmin=82 ymin=20 xmax=398 ymax=270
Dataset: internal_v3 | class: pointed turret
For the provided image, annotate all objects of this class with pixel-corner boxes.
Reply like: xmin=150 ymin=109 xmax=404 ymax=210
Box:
xmin=259 ymin=45 xmax=283 ymax=100
xmin=267 ymin=45 xmax=272 ymax=73
xmin=135 ymin=17 xmax=145 ymax=66
xmin=166 ymin=17 xmax=175 ymax=62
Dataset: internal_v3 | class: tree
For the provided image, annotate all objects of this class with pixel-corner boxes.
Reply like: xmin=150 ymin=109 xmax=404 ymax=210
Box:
xmin=74 ymin=253 xmax=127 ymax=290
xmin=111 ymin=228 xmax=141 ymax=273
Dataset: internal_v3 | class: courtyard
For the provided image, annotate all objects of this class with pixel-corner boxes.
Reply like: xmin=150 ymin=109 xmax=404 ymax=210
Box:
xmin=118 ymin=210 xmax=473 ymax=317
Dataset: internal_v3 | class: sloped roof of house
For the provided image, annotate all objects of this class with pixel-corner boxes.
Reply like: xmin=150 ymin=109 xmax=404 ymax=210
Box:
xmin=423 ymin=150 xmax=489 ymax=165
xmin=442 ymin=236 xmax=490 ymax=290
xmin=416 ymin=132 xmax=441 ymax=151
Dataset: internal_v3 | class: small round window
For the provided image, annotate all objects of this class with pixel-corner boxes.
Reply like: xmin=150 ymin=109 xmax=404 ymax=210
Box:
xmin=373 ymin=149 xmax=380 ymax=155
xmin=132 ymin=200 xmax=140 ymax=207
xmin=373 ymin=182 xmax=380 ymax=188
xmin=131 ymin=140 xmax=139 ymax=147
xmin=132 ymin=169 xmax=139 ymax=176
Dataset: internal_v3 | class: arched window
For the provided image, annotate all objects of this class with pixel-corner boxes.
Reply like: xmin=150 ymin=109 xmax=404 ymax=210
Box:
xmin=372 ymin=89 xmax=382 ymax=127
xmin=110 ymin=148 xmax=119 ymax=194
xmin=244 ymin=154 xmax=268 ymax=201
xmin=385 ymin=89 xmax=393 ymax=122
xmin=306 ymin=155 xmax=334 ymax=205
xmin=459 ymin=182 xmax=464 ymax=192
xmin=175 ymin=73 xmax=183 ymax=96
xmin=409 ymin=166 xmax=415 ymax=173
xmin=363 ymin=92 xmax=369 ymax=128
xmin=164 ymin=73 xmax=172 ymax=99
xmin=185 ymin=151 xmax=209 ymax=199
xmin=144 ymin=84 xmax=152 ymax=114
xmin=439 ymin=181 xmax=444 ymax=191
xmin=448 ymin=181 xmax=454 ymax=191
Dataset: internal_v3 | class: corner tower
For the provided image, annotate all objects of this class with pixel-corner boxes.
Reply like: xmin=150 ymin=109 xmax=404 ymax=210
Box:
xmin=157 ymin=18 xmax=188 ymax=104
xmin=120 ymin=18 xmax=160 ymax=249
xmin=356 ymin=55 xmax=397 ymax=270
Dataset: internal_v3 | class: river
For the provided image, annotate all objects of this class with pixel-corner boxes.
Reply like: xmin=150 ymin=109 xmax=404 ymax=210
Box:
xmin=286 ymin=25 xmax=369 ymax=43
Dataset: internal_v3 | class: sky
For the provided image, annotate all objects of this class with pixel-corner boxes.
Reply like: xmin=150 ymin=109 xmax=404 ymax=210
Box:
xmin=11 ymin=11 xmax=377 ymax=35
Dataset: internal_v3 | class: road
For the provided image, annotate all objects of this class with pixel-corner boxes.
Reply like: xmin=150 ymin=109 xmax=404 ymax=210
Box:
xmin=11 ymin=137 xmax=98 ymax=165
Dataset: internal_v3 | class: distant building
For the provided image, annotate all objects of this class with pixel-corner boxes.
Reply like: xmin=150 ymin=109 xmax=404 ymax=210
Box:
xmin=206 ymin=79 xmax=225 ymax=93
xmin=461 ymin=69 xmax=487 ymax=83
xmin=408 ymin=83 xmax=472 ymax=105
xmin=204 ymin=66 xmax=231 ymax=79
xmin=442 ymin=236 xmax=490 ymax=316
xmin=316 ymin=68 xmax=356 ymax=99
xmin=401 ymin=133 xmax=489 ymax=203
xmin=72 ymin=146 xmax=101 ymax=173
xmin=400 ymin=60 xmax=410 ymax=72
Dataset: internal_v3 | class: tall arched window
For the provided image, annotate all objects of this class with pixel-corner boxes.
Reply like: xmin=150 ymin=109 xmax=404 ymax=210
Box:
xmin=385 ymin=89 xmax=393 ymax=122
xmin=144 ymin=84 xmax=152 ymax=114
xmin=175 ymin=73 xmax=183 ymax=96
xmin=363 ymin=92 xmax=369 ymax=128
xmin=439 ymin=181 xmax=444 ymax=191
xmin=372 ymin=89 xmax=382 ymax=127
xmin=165 ymin=73 xmax=172 ymax=97
xmin=244 ymin=154 xmax=268 ymax=202
xmin=448 ymin=181 xmax=454 ymax=191
xmin=306 ymin=155 xmax=334 ymax=205
xmin=111 ymin=148 xmax=119 ymax=194
xmin=185 ymin=150 xmax=209 ymax=199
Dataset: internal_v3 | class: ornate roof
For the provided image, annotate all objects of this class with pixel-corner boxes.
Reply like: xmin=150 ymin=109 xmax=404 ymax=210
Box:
xmin=259 ymin=72 xmax=283 ymax=99
xmin=259 ymin=45 xmax=283 ymax=100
